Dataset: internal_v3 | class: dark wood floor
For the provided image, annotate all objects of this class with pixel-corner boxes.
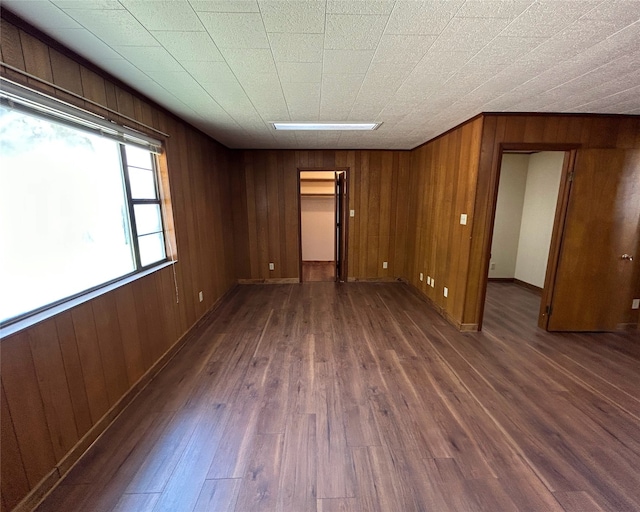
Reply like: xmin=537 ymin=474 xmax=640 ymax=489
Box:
xmin=302 ymin=261 xmax=335 ymax=282
xmin=35 ymin=282 xmax=640 ymax=512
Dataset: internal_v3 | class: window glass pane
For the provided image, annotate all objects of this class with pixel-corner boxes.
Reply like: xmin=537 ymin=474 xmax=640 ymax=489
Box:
xmin=0 ymin=105 xmax=135 ymax=322
xmin=125 ymin=145 xmax=153 ymax=170
xmin=138 ymin=232 xmax=166 ymax=267
xmin=129 ymin=167 xmax=157 ymax=199
xmin=134 ymin=204 xmax=162 ymax=236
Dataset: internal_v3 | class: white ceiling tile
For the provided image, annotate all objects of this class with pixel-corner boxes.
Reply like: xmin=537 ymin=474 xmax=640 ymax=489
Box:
xmin=3 ymin=0 xmax=82 ymax=29
xmin=8 ymin=0 xmax=638 ymax=149
xmin=385 ymin=0 xmax=465 ymax=35
xmin=268 ymin=33 xmax=324 ymax=62
xmin=327 ymin=0 xmax=395 ymax=15
xmin=120 ymin=1 xmax=203 ymax=31
xmin=455 ymin=0 xmax=533 ymax=19
xmin=45 ymin=28 xmax=124 ymax=61
xmin=276 ymin=62 xmax=322 ymax=83
xmin=61 ymin=8 xmax=158 ymax=46
xmin=323 ymin=50 xmax=375 ymax=74
xmin=325 ymin=14 xmax=388 ymax=50
xmin=259 ymin=0 xmax=325 ymax=33
xmin=53 ymin=0 xmax=122 ymax=9
xmin=429 ymin=17 xmax=512 ymax=53
xmin=221 ymin=49 xmax=278 ymax=80
xmin=190 ymin=0 xmax=260 ymax=12
xmin=99 ymin=58 xmax=151 ymax=84
xmin=151 ymin=31 xmax=224 ymax=62
xmin=112 ymin=45 xmax=183 ymax=72
xmin=182 ymin=60 xmax=237 ymax=82
xmin=372 ymin=35 xmax=437 ymax=63
xmin=198 ymin=12 xmax=269 ymax=48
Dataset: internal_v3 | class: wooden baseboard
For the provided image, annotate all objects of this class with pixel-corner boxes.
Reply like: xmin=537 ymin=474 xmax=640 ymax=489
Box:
xmin=16 ymin=283 xmax=238 ymax=512
xmin=488 ymin=277 xmax=543 ymax=295
xmin=238 ymin=278 xmax=300 ymax=284
xmin=347 ymin=277 xmax=403 ymax=283
xmin=405 ymin=282 xmax=477 ymax=332
xmin=514 ymin=278 xmax=543 ymax=295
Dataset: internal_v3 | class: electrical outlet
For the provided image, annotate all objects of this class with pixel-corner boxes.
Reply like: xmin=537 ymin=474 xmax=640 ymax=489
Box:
xmin=269 ymin=262 xmax=275 ymax=271
xmin=350 ymin=209 xmax=355 ymax=217
xmin=419 ymin=273 xmax=424 ymax=281
xmin=427 ymin=276 xmax=431 ymax=285
xmin=490 ymin=262 xmax=496 ymax=270
xmin=198 ymin=291 xmax=203 ymax=302
xmin=460 ymin=213 xmax=468 ymax=225
xmin=383 ymin=261 xmax=388 ymax=269
xmin=431 ymin=279 xmax=435 ymax=288
xmin=632 ymin=299 xmax=640 ymax=310
xmin=444 ymin=287 xmax=448 ymax=297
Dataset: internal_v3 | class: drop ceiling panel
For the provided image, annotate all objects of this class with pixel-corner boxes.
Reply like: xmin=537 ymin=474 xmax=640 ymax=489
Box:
xmin=2 ymin=0 xmax=639 ymax=150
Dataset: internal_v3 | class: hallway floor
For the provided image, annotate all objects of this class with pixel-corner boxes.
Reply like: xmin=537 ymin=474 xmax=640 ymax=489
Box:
xmin=36 ymin=282 xmax=640 ymax=511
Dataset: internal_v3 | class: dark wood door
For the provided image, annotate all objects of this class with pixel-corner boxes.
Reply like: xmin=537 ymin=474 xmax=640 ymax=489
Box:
xmin=335 ymin=171 xmax=348 ymax=282
xmin=547 ymin=149 xmax=640 ymax=331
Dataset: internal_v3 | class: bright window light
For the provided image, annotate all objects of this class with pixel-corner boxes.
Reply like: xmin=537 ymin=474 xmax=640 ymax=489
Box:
xmin=272 ymin=122 xmax=381 ymax=131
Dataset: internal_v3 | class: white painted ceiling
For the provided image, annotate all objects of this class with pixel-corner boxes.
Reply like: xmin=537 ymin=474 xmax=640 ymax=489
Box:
xmin=3 ymin=0 xmax=640 ymax=149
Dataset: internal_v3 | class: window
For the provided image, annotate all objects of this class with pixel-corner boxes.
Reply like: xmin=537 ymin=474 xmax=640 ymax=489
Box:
xmin=0 ymin=80 xmax=168 ymax=326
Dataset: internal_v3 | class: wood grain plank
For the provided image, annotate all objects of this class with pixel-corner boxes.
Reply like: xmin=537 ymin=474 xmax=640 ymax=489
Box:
xmin=1 ymin=383 xmax=30 ymax=511
xmin=0 ymin=333 xmax=57 ymax=487
xmin=27 ymin=319 xmax=79 ymax=460
xmin=71 ymin=302 xmax=110 ymax=425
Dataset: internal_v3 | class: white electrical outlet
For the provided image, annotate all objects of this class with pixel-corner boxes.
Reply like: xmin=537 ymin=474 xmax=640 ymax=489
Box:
xmin=383 ymin=261 xmax=388 ymax=269
xmin=490 ymin=262 xmax=496 ymax=270
xmin=350 ymin=209 xmax=355 ymax=217
xmin=444 ymin=287 xmax=448 ymax=297
xmin=419 ymin=273 xmax=424 ymax=281
xmin=632 ymin=299 xmax=640 ymax=310
xmin=269 ymin=262 xmax=275 ymax=270
xmin=431 ymin=279 xmax=435 ymax=288
xmin=460 ymin=213 xmax=468 ymax=225
xmin=198 ymin=291 xmax=203 ymax=302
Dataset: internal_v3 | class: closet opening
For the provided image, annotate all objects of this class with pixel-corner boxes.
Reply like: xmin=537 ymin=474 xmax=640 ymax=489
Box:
xmin=298 ymin=168 xmax=349 ymax=283
xmin=485 ymin=149 xmax=571 ymax=328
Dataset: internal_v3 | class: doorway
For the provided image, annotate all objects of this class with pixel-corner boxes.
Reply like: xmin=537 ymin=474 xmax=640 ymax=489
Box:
xmin=298 ymin=168 xmax=348 ymax=282
xmin=486 ymin=150 xmax=568 ymax=328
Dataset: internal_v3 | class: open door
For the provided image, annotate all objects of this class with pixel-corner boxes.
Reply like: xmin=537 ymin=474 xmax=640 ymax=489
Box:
xmin=335 ymin=171 xmax=348 ymax=282
xmin=546 ymin=149 xmax=640 ymax=331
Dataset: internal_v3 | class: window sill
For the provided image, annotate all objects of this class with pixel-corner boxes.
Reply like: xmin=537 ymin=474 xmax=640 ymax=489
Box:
xmin=0 ymin=260 xmax=176 ymax=339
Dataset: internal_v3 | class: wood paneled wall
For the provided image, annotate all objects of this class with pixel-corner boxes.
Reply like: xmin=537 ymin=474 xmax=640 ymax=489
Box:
xmin=464 ymin=114 xmax=640 ymax=328
xmin=404 ymin=118 xmax=484 ymax=329
xmin=1 ymin=16 xmax=237 ymax=512
xmin=232 ymin=150 xmax=413 ymax=281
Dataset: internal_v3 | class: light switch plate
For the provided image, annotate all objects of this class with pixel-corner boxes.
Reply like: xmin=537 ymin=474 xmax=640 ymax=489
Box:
xmin=460 ymin=213 xmax=467 ymax=225
xmin=269 ymin=262 xmax=275 ymax=270
xmin=444 ymin=287 xmax=448 ymax=297
xmin=419 ymin=273 xmax=424 ymax=281
xmin=431 ymin=279 xmax=435 ymax=288
xmin=632 ymin=298 xmax=640 ymax=309
xmin=350 ymin=209 xmax=355 ymax=217
xmin=427 ymin=276 xmax=431 ymax=285
xmin=383 ymin=261 xmax=388 ymax=269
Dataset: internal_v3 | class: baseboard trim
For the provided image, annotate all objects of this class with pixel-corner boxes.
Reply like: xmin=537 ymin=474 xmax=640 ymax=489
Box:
xmin=238 ymin=278 xmax=300 ymax=284
xmin=488 ymin=277 xmax=514 ymax=282
xmin=405 ymin=282 xmax=478 ymax=332
xmin=347 ymin=277 xmax=403 ymax=283
xmin=514 ymin=278 xmax=543 ymax=295
xmin=16 ymin=283 xmax=238 ymax=512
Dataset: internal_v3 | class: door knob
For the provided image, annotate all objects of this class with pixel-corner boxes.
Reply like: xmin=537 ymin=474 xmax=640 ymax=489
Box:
xmin=621 ymin=254 xmax=634 ymax=261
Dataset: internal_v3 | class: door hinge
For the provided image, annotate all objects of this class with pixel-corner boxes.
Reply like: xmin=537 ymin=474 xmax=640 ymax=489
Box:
xmin=568 ymin=171 xmax=575 ymax=182
xmin=545 ymin=305 xmax=553 ymax=316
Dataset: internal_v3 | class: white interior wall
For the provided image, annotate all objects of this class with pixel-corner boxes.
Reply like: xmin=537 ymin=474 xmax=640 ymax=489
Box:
xmin=489 ymin=154 xmax=528 ymax=279
xmin=301 ymin=175 xmax=335 ymax=261
xmin=514 ymin=152 xmax=565 ymax=288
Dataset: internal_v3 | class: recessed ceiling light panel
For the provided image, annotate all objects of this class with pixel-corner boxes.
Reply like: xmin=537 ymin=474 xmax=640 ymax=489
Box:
xmin=272 ymin=122 xmax=381 ymax=131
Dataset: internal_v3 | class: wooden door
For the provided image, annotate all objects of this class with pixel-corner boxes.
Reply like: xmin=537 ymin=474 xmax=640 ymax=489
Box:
xmin=547 ymin=149 xmax=640 ymax=331
xmin=335 ymin=171 xmax=348 ymax=282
